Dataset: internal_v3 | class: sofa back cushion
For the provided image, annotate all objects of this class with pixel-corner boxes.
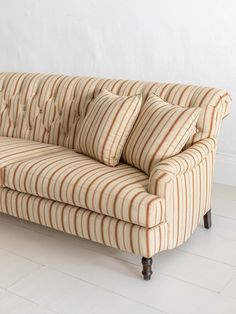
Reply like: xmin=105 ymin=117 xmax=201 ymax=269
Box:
xmin=0 ymin=73 xmax=100 ymax=148
xmin=75 ymin=90 xmax=142 ymax=166
xmin=0 ymin=72 xmax=231 ymax=149
xmin=123 ymin=94 xmax=201 ymax=175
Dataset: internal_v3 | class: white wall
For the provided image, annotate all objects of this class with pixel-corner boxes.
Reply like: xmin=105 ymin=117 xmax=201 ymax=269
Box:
xmin=0 ymin=0 xmax=235 ymax=184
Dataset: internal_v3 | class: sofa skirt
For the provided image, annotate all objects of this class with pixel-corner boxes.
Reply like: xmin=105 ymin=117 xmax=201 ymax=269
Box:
xmin=0 ymin=188 xmax=168 ymax=258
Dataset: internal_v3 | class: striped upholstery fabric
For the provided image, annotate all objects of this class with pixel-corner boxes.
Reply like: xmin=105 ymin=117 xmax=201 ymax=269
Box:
xmin=0 ymin=72 xmax=231 ymax=260
xmin=148 ymin=137 xmax=216 ymax=249
xmin=3 ymin=150 xmax=165 ymax=228
xmin=76 ymin=90 xmax=142 ymax=166
xmin=0 ymin=136 xmax=67 ymax=186
xmin=0 ymin=73 xmax=231 ymax=149
xmin=0 ymin=188 xmax=168 ymax=258
xmin=123 ymin=94 xmax=201 ymax=174
xmin=0 ymin=72 xmax=100 ymax=148
xmin=93 ymin=79 xmax=231 ymax=150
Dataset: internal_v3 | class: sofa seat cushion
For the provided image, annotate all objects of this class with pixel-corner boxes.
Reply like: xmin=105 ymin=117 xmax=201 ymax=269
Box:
xmin=0 ymin=136 xmax=68 ymax=186
xmin=4 ymin=150 xmax=165 ymax=228
xmin=0 ymin=187 xmax=168 ymax=258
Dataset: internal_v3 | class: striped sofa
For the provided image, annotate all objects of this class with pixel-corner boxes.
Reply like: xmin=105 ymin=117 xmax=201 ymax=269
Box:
xmin=0 ymin=72 xmax=231 ymax=280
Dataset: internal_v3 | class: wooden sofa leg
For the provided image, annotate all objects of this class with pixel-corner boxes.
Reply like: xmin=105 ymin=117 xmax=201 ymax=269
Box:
xmin=142 ymin=257 xmax=153 ymax=280
xmin=203 ymin=209 xmax=212 ymax=229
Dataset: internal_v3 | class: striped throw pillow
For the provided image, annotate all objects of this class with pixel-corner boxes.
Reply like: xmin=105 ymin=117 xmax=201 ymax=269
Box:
xmin=76 ymin=90 xmax=142 ymax=166
xmin=123 ymin=94 xmax=201 ymax=174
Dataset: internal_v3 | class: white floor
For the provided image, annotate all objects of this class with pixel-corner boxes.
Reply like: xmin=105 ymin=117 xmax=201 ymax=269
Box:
xmin=0 ymin=183 xmax=235 ymax=314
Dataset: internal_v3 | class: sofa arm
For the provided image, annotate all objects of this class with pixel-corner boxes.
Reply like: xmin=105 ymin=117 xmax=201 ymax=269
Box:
xmin=149 ymin=137 xmax=216 ymax=194
xmin=148 ymin=137 xmax=216 ymax=249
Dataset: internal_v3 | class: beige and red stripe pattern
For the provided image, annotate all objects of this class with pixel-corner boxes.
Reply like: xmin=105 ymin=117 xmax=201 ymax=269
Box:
xmin=0 ymin=72 xmax=231 ymax=259
xmin=0 ymin=73 xmax=231 ymax=150
xmin=0 ymin=136 xmax=67 ymax=186
xmin=3 ymin=150 xmax=165 ymax=228
xmin=0 ymin=188 xmax=168 ymax=258
xmin=93 ymin=78 xmax=231 ymax=149
xmin=76 ymin=90 xmax=142 ymax=166
xmin=123 ymin=94 xmax=201 ymax=175
xmin=0 ymin=72 xmax=99 ymax=148
xmin=148 ymin=137 xmax=216 ymax=249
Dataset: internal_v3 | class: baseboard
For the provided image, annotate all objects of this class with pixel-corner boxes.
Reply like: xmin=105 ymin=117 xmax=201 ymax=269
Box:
xmin=214 ymin=152 xmax=236 ymax=186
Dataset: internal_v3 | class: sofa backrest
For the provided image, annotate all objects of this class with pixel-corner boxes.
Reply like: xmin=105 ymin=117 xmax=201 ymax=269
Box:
xmin=0 ymin=72 xmax=231 ymax=149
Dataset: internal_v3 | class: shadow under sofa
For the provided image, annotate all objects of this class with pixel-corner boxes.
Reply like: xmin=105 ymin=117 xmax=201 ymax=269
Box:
xmin=0 ymin=72 xmax=231 ymax=280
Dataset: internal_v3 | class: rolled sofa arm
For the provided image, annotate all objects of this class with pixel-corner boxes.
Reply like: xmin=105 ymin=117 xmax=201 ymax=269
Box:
xmin=148 ymin=137 xmax=216 ymax=249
